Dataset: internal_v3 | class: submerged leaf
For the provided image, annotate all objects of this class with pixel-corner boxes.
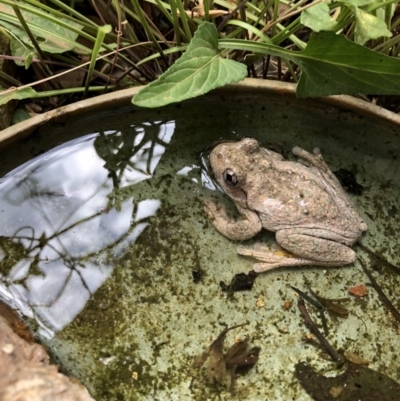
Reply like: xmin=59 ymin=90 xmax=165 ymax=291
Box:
xmin=132 ymin=22 xmax=247 ymax=108
xmin=300 ymin=3 xmax=338 ymax=32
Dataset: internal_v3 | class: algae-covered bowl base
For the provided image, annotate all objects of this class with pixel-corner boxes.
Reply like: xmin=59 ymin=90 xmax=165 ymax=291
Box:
xmin=0 ymin=86 xmax=400 ymax=401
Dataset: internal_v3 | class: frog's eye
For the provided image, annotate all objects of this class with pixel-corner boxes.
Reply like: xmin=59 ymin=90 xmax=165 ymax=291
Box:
xmin=223 ymin=169 xmax=238 ymax=186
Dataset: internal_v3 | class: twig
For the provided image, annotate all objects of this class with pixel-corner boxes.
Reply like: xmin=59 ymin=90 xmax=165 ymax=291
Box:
xmin=357 ymin=243 xmax=400 ymax=275
xmin=297 ymin=299 xmax=343 ymax=363
xmin=359 ymin=258 xmax=400 ymax=324
xmin=292 ymin=285 xmax=329 ymax=335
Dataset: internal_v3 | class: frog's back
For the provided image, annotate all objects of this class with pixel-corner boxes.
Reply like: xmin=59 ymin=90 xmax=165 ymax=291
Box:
xmin=248 ymin=168 xmax=364 ymax=240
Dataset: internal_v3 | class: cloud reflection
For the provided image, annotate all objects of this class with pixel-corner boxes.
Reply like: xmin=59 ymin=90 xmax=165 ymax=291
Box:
xmin=0 ymin=121 xmax=174 ymax=338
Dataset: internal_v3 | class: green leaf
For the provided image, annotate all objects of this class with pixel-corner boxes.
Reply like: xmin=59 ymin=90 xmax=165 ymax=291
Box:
xmin=300 ymin=3 xmax=338 ymax=32
xmin=0 ymin=3 xmax=84 ymax=64
xmin=10 ymin=37 xmax=35 ymax=68
xmin=12 ymin=108 xmax=31 ymax=125
xmin=0 ymin=87 xmax=38 ymax=106
xmin=354 ymin=7 xmax=392 ymax=45
xmin=24 ymin=51 xmax=34 ymax=69
xmin=84 ymin=25 xmax=112 ymax=97
xmin=132 ymin=22 xmax=247 ymax=108
xmin=219 ymin=32 xmax=400 ymax=97
xmin=295 ymin=32 xmax=399 ymax=97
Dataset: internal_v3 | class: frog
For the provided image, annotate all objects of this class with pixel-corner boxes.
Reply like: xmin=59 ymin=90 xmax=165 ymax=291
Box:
xmin=204 ymin=137 xmax=367 ymax=272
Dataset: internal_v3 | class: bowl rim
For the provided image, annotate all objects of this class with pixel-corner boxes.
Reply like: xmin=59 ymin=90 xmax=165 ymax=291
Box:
xmin=1 ymin=79 xmax=399 ymax=150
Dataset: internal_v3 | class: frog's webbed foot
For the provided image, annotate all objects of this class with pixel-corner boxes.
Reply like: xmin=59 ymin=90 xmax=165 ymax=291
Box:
xmin=204 ymin=199 xmax=262 ymax=241
xmin=237 ymin=245 xmax=313 ymax=272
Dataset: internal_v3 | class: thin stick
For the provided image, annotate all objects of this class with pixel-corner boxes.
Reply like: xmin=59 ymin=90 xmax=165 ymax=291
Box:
xmin=359 ymin=258 xmax=400 ymax=324
xmin=358 ymin=243 xmax=400 ymax=275
xmin=297 ymin=299 xmax=343 ymax=363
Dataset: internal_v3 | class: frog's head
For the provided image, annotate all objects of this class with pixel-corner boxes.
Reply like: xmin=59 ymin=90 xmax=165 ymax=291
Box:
xmin=207 ymin=138 xmax=262 ymax=207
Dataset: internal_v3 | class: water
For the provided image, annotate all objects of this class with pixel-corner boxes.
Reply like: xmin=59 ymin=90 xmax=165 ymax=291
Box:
xmin=0 ymin=94 xmax=400 ymax=400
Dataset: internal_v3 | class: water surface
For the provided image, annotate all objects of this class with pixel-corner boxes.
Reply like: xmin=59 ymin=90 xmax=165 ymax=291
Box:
xmin=0 ymin=94 xmax=400 ymax=400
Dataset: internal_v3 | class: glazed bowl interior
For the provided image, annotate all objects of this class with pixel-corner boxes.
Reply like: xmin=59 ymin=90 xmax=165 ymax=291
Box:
xmin=0 ymin=81 xmax=399 ymax=401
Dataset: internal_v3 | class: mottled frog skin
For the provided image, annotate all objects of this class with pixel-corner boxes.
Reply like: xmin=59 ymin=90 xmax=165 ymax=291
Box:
xmin=204 ymin=138 xmax=367 ymax=272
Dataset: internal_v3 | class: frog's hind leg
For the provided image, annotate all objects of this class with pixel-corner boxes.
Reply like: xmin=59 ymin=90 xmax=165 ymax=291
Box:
xmin=292 ymin=146 xmax=330 ymax=174
xmin=275 ymin=230 xmax=356 ymax=265
xmin=292 ymin=147 xmax=346 ymax=196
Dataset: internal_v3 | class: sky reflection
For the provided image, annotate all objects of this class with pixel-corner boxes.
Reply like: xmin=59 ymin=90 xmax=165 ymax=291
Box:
xmin=0 ymin=121 xmax=174 ymax=338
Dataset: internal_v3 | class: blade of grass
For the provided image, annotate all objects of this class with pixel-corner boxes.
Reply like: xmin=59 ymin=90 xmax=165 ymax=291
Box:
xmin=83 ymin=25 xmax=112 ymax=98
xmin=366 ymin=0 xmax=398 ymax=14
xmin=203 ymin=0 xmax=211 ymax=21
xmin=276 ymin=22 xmax=306 ymax=49
xmin=214 ymin=0 xmax=259 ymax=23
xmin=282 ymin=58 xmax=298 ymax=82
xmin=136 ymin=45 xmax=188 ymax=66
xmin=34 ymin=86 xmax=117 ymax=97
xmin=221 ymin=33 xmax=400 ymax=96
xmin=171 ymin=0 xmax=193 ymax=41
xmin=163 ymin=0 xmax=180 ymax=45
xmin=250 ymin=0 xmax=274 ymax=29
xmin=271 ymin=0 xmax=280 ymax=37
xmin=129 ymin=0 xmax=168 ymax=68
xmin=373 ymin=31 xmax=400 ymax=52
xmin=217 ymin=0 xmax=250 ymax=32
xmin=105 ymin=1 xmax=124 ymax=92
xmin=225 ymin=20 xmax=272 ymax=43
xmin=271 ymin=18 xmax=303 ymax=46
xmin=0 ymin=69 xmax=22 ymax=86
xmin=0 ymin=40 xmax=165 ymax=102
xmin=152 ymin=0 xmax=188 ymax=42
xmin=8 ymin=0 xmax=97 ymax=27
xmin=44 ymin=0 xmax=100 ymax=26
xmin=111 ymin=0 xmax=139 ymax=43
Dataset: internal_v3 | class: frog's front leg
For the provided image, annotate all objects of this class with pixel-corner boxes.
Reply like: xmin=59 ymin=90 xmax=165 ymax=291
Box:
xmin=204 ymin=199 xmax=262 ymax=241
xmin=238 ymin=228 xmax=356 ymax=272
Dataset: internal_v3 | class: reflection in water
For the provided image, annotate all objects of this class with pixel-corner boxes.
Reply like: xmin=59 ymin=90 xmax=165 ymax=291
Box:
xmin=0 ymin=121 xmax=175 ymax=338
